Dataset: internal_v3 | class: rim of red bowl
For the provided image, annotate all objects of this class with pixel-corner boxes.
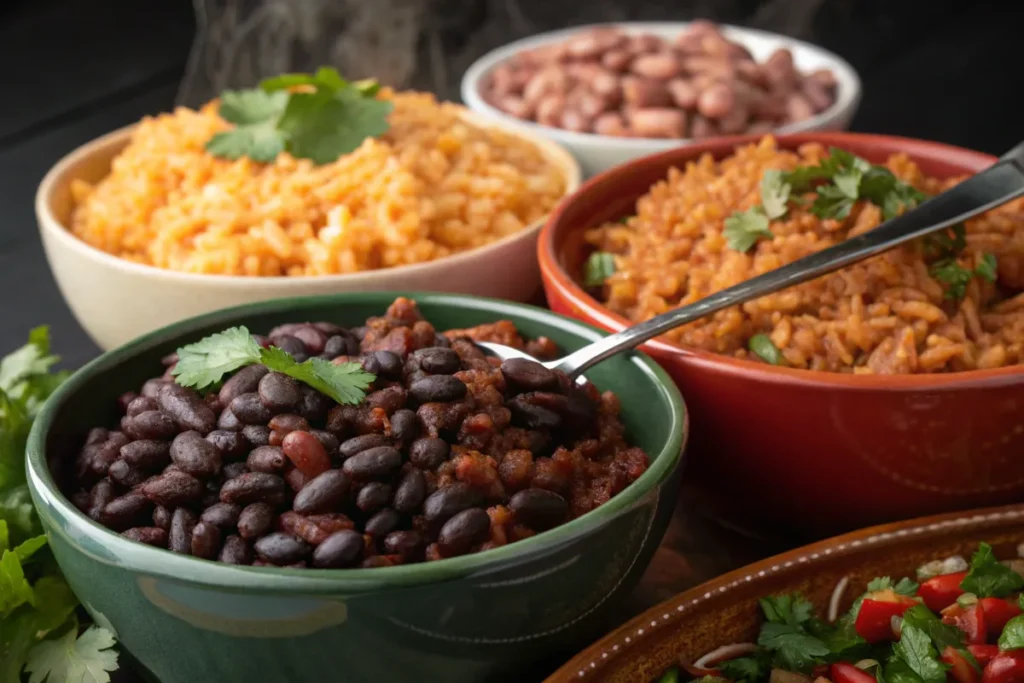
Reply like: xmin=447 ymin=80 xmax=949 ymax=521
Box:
xmin=538 ymin=131 xmax=1024 ymax=391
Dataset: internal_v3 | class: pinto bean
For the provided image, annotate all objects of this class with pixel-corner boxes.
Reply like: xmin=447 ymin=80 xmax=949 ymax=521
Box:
xmin=630 ymin=53 xmax=681 ymax=80
xmin=629 ymin=108 xmax=686 ymax=138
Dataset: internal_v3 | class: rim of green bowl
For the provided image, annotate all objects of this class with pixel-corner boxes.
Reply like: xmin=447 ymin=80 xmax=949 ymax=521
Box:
xmin=26 ymin=291 xmax=687 ymax=593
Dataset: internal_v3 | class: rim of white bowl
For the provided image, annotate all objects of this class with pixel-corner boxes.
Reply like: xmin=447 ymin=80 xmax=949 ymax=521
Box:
xmin=460 ymin=21 xmax=863 ymax=149
xmin=35 ymin=112 xmax=582 ymax=287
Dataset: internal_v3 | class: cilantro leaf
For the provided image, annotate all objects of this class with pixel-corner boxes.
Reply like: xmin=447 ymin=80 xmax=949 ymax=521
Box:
xmin=260 ymin=347 xmax=375 ymax=406
xmin=277 ymin=86 xmax=394 ymax=164
xmin=999 ymin=614 xmax=1024 ymax=651
xmin=931 ymin=259 xmax=974 ymax=300
xmin=205 ymin=122 xmax=287 ymax=163
xmin=810 ymin=184 xmax=856 ymax=220
xmin=25 ymin=625 xmax=119 ymax=683
xmin=718 ymin=655 xmax=771 ymax=682
xmin=833 ymin=168 xmax=863 ymax=199
xmin=583 ymin=252 xmax=616 ymax=287
xmin=760 ymin=594 xmax=815 ymax=626
xmin=748 ymin=334 xmax=784 ymax=365
xmin=901 ymin=605 xmax=966 ymax=652
xmin=0 ymin=548 xmax=34 ymax=616
xmin=758 ymin=622 xmax=830 ymax=672
xmin=893 ymin=624 xmax=949 ymax=683
xmin=960 ymin=543 xmax=1024 ymax=598
xmin=923 ymin=225 xmax=967 ymax=259
xmin=724 ymin=207 xmax=774 ymax=252
xmin=976 ymin=253 xmax=998 ymax=282
xmin=884 ymin=656 xmax=926 ymax=683
xmin=217 ymin=89 xmax=289 ymax=126
xmin=867 ymin=576 xmax=920 ymax=596
xmin=171 ymin=327 xmax=263 ymax=391
xmin=261 ymin=66 xmax=348 ymax=94
xmin=760 ymin=169 xmax=791 ymax=219
xmin=810 ymin=615 xmax=871 ymax=658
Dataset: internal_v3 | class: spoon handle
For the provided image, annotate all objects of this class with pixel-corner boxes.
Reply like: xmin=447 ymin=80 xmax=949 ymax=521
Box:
xmin=556 ymin=149 xmax=1024 ymax=379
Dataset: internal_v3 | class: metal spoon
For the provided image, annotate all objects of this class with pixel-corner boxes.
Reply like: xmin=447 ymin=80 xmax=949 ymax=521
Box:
xmin=479 ymin=140 xmax=1024 ymax=379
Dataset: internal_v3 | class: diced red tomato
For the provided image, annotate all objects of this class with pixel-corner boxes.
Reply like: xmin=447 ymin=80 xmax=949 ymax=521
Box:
xmin=831 ymin=663 xmax=878 ymax=683
xmin=970 ymin=645 xmax=1002 ymax=667
xmin=982 ymin=652 xmax=1024 ymax=683
xmin=981 ymin=598 xmax=1023 ymax=637
xmin=943 ymin=603 xmax=989 ymax=645
xmin=855 ymin=594 xmax=918 ymax=643
xmin=920 ymin=572 xmax=969 ymax=612
xmin=943 ymin=646 xmax=982 ymax=683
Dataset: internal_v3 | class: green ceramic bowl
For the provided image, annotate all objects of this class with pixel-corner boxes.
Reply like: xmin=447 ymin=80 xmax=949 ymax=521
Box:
xmin=26 ymin=292 xmax=687 ymax=683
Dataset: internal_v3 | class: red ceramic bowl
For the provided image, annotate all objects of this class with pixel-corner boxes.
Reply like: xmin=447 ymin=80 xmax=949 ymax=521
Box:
xmin=539 ymin=132 xmax=1024 ymax=537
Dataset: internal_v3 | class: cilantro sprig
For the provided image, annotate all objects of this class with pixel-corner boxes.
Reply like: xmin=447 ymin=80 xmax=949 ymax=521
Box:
xmin=582 ymin=252 xmax=616 ymax=287
xmin=206 ymin=67 xmax=393 ymax=164
xmin=1 ymin=328 xmax=120 ymax=682
xmin=171 ymin=326 xmax=375 ymax=405
xmin=959 ymin=542 xmax=1024 ymax=598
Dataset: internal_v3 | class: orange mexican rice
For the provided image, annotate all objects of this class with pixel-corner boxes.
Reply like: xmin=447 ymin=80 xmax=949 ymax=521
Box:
xmin=68 ymin=91 xmax=567 ymax=276
xmin=585 ymin=137 xmax=1024 ymax=374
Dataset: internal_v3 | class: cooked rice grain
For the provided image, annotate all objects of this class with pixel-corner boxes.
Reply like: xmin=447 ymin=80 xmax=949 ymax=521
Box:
xmin=69 ymin=91 xmax=566 ymax=276
xmin=586 ymin=137 xmax=1024 ymax=374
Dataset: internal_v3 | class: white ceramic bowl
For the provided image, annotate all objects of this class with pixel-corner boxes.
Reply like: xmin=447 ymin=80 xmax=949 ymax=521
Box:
xmin=461 ymin=22 xmax=862 ymax=178
xmin=35 ymin=114 xmax=581 ymax=351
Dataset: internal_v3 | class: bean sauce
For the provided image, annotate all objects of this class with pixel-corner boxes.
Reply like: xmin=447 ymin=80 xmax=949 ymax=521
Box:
xmin=65 ymin=298 xmax=650 ymax=569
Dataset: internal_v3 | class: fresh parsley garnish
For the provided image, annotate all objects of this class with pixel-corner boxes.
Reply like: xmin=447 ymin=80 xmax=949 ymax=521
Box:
xmin=171 ymin=326 xmax=375 ymax=405
xmin=583 ymin=252 xmax=616 ymax=287
xmin=0 ymin=328 xmax=119 ymax=682
xmin=999 ymin=614 xmax=1024 ymax=651
xmin=748 ymin=334 xmax=784 ymax=365
xmin=900 ymin=605 xmax=968 ymax=653
xmin=206 ymin=66 xmax=393 ymax=165
xmin=756 ymin=594 xmax=831 ymax=673
xmin=930 ymin=253 xmax=997 ymax=300
xmin=893 ymin=624 xmax=949 ymax=683
xmin=724 ymin=207 xmax=774 ymax=252
xmin=959 ymin=542 xmax=1024 ymax=597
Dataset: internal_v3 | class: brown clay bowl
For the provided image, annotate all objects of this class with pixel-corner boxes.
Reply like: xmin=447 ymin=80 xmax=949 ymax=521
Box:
xmin=538 ymin=131 xmax=1024 ymax=536
xmin=545 ymin=503 xmax=1024 ymax=683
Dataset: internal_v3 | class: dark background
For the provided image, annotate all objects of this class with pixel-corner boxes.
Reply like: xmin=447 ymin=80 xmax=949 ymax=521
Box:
xmin=1 ymin=0 xmax=1023 ymax=369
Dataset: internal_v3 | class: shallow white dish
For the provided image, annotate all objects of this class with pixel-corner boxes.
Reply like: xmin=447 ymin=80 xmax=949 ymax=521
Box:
xmin=461 ymin=21 xmax=862 ymax=178
xmin=36 ymin=114 xmax=581 ymax=351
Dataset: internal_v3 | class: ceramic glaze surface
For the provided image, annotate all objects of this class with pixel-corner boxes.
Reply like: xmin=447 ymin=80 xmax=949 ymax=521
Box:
xmin=27 ymin=292 xmax=686 ymax=683
xmin=538 ymin=131 xmax=1024 ymax=535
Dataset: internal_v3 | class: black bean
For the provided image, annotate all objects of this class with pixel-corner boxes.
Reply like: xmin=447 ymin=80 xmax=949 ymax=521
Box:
xmin=241 ymin=424 xmax=271 ymax=447
xmin=342 ymin=446 xmax=402 ymax=481
xmin=223 ymin=462 xmax=248 ymax=480
xmin=423 ymin=483 xmax=480 ymax=528
xmin=360 ymin=354 xmax=381 ymax=376
xmin=270 ymin=335 xmax=309 ymax=363
xmin=237 ymin=502 xmax=276 ymax=539
xmin=246 ymin=446 xmax=288 ymax=474
xmin=500 ymin=358 xmax=559 ymax=392
xmin=130 ymin=411 xmax=180 ymax=441
xmin=108 ymin=459 xmax=148 ymax=488
xmin=140 ymin=470 xmax=204 ymax=507
xmin=356 ymin=482 xmax=392 ymax=512
xmin=292 ymin=470 xmax=349 ymax=515
xmin=311 ymin=530 xmax=364 ymax=568
xmin=364 ymin=508 xmax=400 ymax=536
xmin=508 ymin=488 xmax=569 ymax=531
xmin=384 ymin=530 xmax=425 ymax=561
xmin=123 ymin=527 xmax=167 ymax=547
xmin=438 ymin=508 xmax=490 ymax=557
xmin=170 ymin=431 xmax=222 ymax=479
xmin=217 ymin=409 xmax=243 ymax=431
xmin=389 ymin=409 xmax=418 ymax=445
xmin=409 ymin=376 xmax=467 ymax=403
xmin=258 ymin=372 xmax=301 ymax=413
xmin=153 ymin=504 xmax=172 ymax=530
xmin=229 ymin=392 xmax=273 ymax=425
xmin=432 ymin=334 xmax=451 ymax=348
xmin=101 ymin=492 xmax=152 ymax=530
xmin=158 ymin=383 xmax=216 ymax=434
xmin=217 ymin=364 xmax=269 ymax=407
xmin=508 ymin=397 xmax=562 ymax=430
xmin=409 ymin=438 xmax=449 ymax=470
xmin=89 ymin=439 xmax=124 ymax=477
xmin=120 ymin=440 xmax=171 ymax=469
xmin=220 ymin=473 xmax=287 ymax=507
xmin=292 ymin=326 xmax=327 ymax=355
xmin=338 ymin=434 xmax=389 ymax=459
xmin=254 ymin=532 xmax=309 ymax=565
xmin=297 ymin=386 xmax=332 ymax=423
xmin=141 ymin=378 xmax=168 ymax=398
xmin=413 ymin=347 xmax=462 ymax=374
xmin=350 ymin=326 xmax=368 ymax=341
xmin=393 ymin=469 xmax=426 ymax=514
xmin=309 ymin=429 xmax=339 ymax=455
xmin=322 ymin=334 xmax=358 ymax=359
xmin=191 ymin=521 xmax=222 ymax=559
xmin=205 ymin=430 xmax=249 ymax=460
xmin=219 ymin=535 xmax=252 ymax=565
xmin=201 ymin=502 xmax=242 ymax=529
xmin=87 ymin=479 xmax=115 ymax=521
xmin=126 ymin=396 xmax=158 ymax=417
xmin=169 ymin=508 xmax=198 ymax=554
xmin=373 ymin=350 xmax=403 ymax=379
